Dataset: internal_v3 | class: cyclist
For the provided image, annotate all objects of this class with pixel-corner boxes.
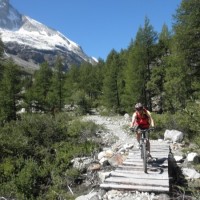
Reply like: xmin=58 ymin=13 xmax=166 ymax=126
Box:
xmin=130 ymin=103 xmax=155 ymax=156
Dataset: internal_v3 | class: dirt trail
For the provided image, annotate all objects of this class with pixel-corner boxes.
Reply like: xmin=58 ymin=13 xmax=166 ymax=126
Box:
xmin=84 ymin=114 xmax=138 ymax=148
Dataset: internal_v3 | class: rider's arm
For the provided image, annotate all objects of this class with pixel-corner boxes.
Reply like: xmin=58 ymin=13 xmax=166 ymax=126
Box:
xmin=146 ymin=110 xmax=154 ymax=127
xmin=130 ymin=112 xmax=137 ymax=127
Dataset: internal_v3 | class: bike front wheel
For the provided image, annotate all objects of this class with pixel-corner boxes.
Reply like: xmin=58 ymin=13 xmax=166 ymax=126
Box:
xmin=141 ymin=143 xmax=147 ymax=173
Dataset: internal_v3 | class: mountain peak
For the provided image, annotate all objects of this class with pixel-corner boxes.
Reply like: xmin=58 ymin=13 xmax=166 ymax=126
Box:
xmin=0 ymin=0 xmax=22 ymax=30
xmin=0 ymin=0 xmax=97 ymax=71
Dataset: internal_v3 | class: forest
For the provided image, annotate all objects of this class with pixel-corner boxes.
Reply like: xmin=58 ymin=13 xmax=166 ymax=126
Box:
xmin=0 ymin=0 xmax=200 ymax=199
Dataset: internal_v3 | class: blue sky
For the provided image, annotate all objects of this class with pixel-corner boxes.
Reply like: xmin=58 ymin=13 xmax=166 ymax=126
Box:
xmin=10 ymin=0 xmax=182 ymax=60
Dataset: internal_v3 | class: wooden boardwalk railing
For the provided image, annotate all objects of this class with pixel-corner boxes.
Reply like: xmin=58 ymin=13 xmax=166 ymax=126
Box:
xmin=100 ymin=141 xmax=170 ymax=193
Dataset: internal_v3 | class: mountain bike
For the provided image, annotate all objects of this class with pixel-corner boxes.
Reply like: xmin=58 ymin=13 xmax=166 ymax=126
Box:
xmin=130 ymin=127 xmax=154 ymax=173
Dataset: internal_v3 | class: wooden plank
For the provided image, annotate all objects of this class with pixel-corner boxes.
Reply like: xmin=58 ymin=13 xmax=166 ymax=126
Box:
xmin=151 ymin=144 xmax=170 ymax=147
xmin=125 ymin=158 xmax=143 ymax=162
xmin=117 ymin=164 xmax=162 ymax=170
xmin=122 ymin=162 xmax=168 ymax=168
xmin=151 ymin=146 xmax=169 ymax=148
xmin=129 ymin=152 xmax=169 ymax=157
xmin=99 ymin=141 xmax=170 ymax=193
xmin=100 ymin=183 xmax=169 ymax=192
xmin=116 ymin=165 xmax=168 ymax=174
xmin=123 ymin=161 xmax=143 ymax=165
xmin=111 ymin=171 xmax=169 ymax=180
xmin=126 ymin=157 xmax=168 ymax=161
xmin=151 ymin=152 xmax=169 ymax=155
xmin=114 ymin=169 xmax=169 ymax=176
xmin=131 ymin=145 xmax=169 ymax=148
xmin=129 ymin=149 xmax=169 ymax=153
xmin=116 ymin=166 xmax=145 ymax=171
xmin=150 ymin=153 xmax=169 ymax=156
xmin=115 ymin=169 xmax=169 ymax=176
xmin=151 ymin=149 xmax=169 ymax=151
xmin=122 ymin=158 xmax=168 ymax=165
xmin=104 ymin=177 xmax=169 ymax=187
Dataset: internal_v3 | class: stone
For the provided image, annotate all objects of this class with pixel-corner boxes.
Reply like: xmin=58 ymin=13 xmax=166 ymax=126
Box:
xmin=164 ymin=130 xmax=184 ymax=143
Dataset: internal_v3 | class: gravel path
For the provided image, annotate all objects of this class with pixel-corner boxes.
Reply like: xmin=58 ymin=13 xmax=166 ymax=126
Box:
xmin=84 ymin=114 xmax=138 ymax=148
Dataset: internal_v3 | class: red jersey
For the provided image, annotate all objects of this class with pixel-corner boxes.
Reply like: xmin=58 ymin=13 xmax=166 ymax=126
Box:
xmin=132 ymin=108 xmax=150 ymax=129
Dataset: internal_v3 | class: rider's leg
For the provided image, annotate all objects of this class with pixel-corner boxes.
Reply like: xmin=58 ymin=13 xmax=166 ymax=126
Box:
xmin=136 ymin=131 xmax=141 ymax=144
xmin=136 ymin=131 xmax=141 ymax=148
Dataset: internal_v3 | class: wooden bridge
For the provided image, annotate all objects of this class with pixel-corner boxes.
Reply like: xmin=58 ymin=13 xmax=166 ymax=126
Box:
xmin=100 ymin=141 xmax=171 ymax=193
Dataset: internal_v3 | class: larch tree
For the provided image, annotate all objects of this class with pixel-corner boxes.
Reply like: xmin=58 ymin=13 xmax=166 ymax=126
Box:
xmin=173 ymin=0 xmax=200 ymax=100
xmin=47 ymin=57 xmax=65 ymax=113
xmin=124 ymin=17 xmax=157 ymax=111
xmin=0 ymin=61 xmax=21 ymax=123
xmin=27 ymin=62 xmax=53 ymax=112
xmin=102 ymin=49 xmax=123 ymax=112
xmin=141 ymin=17 xmax=158 ymax=110
xmin=147 ymin=24 xmax=172 ymax=112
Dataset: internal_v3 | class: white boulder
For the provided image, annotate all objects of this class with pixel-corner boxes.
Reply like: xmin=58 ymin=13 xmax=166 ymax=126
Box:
xmin=182 ymin=168 xmax=200 ymax=179
xmin=187 ymin=152 xmax=198 ymax=162
xmin=164 ymin=129 xmax=184 ymax=143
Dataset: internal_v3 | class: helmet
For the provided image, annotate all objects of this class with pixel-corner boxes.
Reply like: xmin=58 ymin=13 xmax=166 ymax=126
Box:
xmin=135 ymin=103 xmax=143 ymax=110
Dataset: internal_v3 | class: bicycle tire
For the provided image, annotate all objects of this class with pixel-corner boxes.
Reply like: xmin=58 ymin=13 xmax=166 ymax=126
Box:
xmin=140 ymin=143 xmax=143 ymax=159
xmin=142 ymin=143 xmax=147 ymax=173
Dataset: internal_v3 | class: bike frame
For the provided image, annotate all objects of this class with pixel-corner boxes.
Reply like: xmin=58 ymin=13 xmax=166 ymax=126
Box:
xmin=139 ymin=129 xmax=150 ymax=173
xmin=130 ymin=127 xmax=153 ymax=173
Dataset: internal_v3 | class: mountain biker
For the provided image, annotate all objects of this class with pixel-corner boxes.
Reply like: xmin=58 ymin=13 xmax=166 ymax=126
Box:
xmin=130 ymin=103 xmax=155 ymax=156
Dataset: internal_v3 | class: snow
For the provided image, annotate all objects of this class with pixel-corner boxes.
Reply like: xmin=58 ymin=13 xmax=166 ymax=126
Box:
xmin=0 ymin=22 xmax=80 ymax=53
xmin=0 ymin=1 xmax=97 ymax=64
xmin=92 ymin=56 xmax=98 ymax=62
xmin=0 ymin=8 xmax=86 ymax=57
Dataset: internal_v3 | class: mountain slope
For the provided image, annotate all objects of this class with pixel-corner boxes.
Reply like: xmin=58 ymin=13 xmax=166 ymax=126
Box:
xmin=0 ymin=0 xmax=97 ymax=71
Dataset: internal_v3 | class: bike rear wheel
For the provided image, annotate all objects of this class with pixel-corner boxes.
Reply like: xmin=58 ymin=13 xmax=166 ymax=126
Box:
xmin=141 ymin=143 xmax=147 ymax=173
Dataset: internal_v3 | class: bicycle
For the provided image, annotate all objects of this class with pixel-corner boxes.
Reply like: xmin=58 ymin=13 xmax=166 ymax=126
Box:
xmin=130 ymin=127 xmax=154 ymax=173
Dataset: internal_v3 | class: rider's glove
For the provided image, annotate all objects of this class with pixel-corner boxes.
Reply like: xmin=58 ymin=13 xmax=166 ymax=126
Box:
xmin=130 ymin=126 xmax=139 ymax=132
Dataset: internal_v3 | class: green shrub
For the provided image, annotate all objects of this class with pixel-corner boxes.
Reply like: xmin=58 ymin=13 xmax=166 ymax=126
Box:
xmin=151 ymin=101 xmax=200 ymax=146
xmin=15 ymin=159 xmax=40 ymax=199
xmin=0 ymin=157 xmax=15 ymax=182
xmin=0 ymin=121 xmax=29 ymax=158
xmin=0 ymin=113 xmax=100 ymax=199
xmin=184 ymin=102 xmax=200 ymax=141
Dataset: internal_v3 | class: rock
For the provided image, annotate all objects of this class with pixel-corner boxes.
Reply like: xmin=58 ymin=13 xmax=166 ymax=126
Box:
xmin=123 ymin=143 xmax=134 ymax=149
xmin=75 ymin=192 xmax=100 ymax=200
xmin=99 ymin=157 xmax=109 ymax=166
xmin=182 ymin=168 xmax=200 ymax=179
xmin=156 ymin=193 xmax=171 ymax=200
xmin=98 ymin=151 xmax=106 ymax=160
xmin=71 ymin=157 xmax=94 ymax=172
xmin=108 ymin=153 xmax=125 ymax=167
xmin=124 ymin=113 xmax=130 ymax=122
xmin=98 ymin=171 xmax=111 ymax=183
xmin=105 ymin=150 xmax=114 ymax=158
xmin=174 ymin=155 xmax=184 ymax=162
xmin=164 ymin=130 xmax=184 ymax=143
xmin=187 ymin=152 xmax=198 ymax=162
xmin=87 ymin=163 xmax=101 ymax=172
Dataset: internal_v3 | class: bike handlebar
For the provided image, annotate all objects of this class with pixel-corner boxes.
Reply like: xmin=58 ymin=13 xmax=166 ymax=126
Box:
xmin=129 ymin=127 xmax=154 ymax=133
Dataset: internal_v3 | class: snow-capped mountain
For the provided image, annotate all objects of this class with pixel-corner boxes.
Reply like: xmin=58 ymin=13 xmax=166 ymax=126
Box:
xmin=0 ymin=0 xmax=97 ymax=71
